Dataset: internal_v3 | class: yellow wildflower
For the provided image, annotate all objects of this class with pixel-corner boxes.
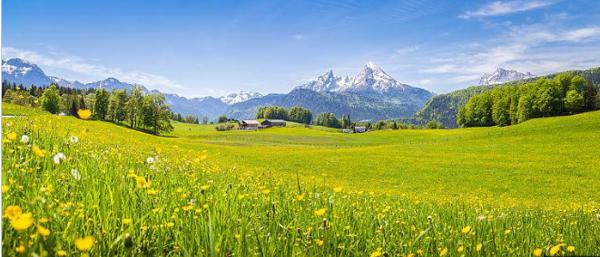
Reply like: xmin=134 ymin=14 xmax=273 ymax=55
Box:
xmin=77 ymin=109 xmax=92 ymax=120
xmin=75 ymin=236 xmax=95 ymax=252
xmin=440 ymin=247 xmax=448 ymax=257
xmin=122 ymin=218 xmax=132 ymax=225
xmin=4 ymin=205 xmax=22 ymax=220
xmin=549 ymin=245 xmax=560 ymax=256
xmin=461 ymin=226 xmax=471 ymax=234
xmin=2 ymin=185 xmax=8 ymax=193
xmin=261 ymin=189 xmax=271 ymax=195
xmin=370 ymin=248 xmax=383 ymax=257
xmin=16 ymin=244 xmax=26 ymax=253
xmin=314 ymin=208 xmax=327 ymax=217
xmin=32 ymin=145 xmax=45 ymax=157
xmin=333 ymin=187 xmax=342 ymax=193
xmin=476 ymin=243 xmax=483 ymax=252
xmin=533 ymin=248 xmax=543 ymax=257
xmin=566 ymin=246 xmax=575 ymax=253
xmin=147 ymin=189 xmax=159 ymax=196
xmin=316 ymin=239 xmax=324 ymax=246
xmin=7 ymin=132 xmax=17 ymax=141
xmin=37 ymin=225 xmax=51 ymax=236
xmin=135 ymin=176 xmax=150 ymax=188
xmin=457 ymin=245 xmax=464 ymax=253
xmin=295 ymin=194 xmax=304 ymax=201
xmin=11 ymin=212 xmax=34 ymax=231
xmin=57 ymin=250 xmax=67 ymax=256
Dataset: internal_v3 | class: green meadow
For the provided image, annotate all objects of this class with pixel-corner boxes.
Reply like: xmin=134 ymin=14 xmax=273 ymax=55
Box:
xmin=2 ymin=103 xmax=600 ymax=256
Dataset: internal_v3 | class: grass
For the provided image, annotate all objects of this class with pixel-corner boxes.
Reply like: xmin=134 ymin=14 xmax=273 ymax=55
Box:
xmin=2 ymin=102 xmax=600 ymax=256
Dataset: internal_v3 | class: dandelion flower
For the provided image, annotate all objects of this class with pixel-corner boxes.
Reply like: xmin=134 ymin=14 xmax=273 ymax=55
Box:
xmin=122 ymin=218 xmax=132 ymax=225
xmin=314 ymin=208 xmax=327 ymax=217
xmin=77 ymin=109 xmax=92 ymax=120
xmin=53 ymin=152 xmax=66 ymax=164
xmin=75 ymin=236 xmax=95 ymax=252
xmin=566 ymin=246 xmax=575 ymax=253
xmin=146 ymin=157 xmax=155 ymax=164
xmin=533 ymin=248 xmax=543 ymax=257
xmin=295 ymin=194 xmax=304 ymax=201
xmin=2 ymin=185 xmax=9 ymax=193
xmin=439 ymin=247 xmax=448 ymax=257
xmin=461 ymin=226 xmax=471 ymax=234
xmin=476 ymin=243 xmax=483 ymax=252
xmin=57 ymin=250 xmax=67 ymax=256
xmin=10 ymin=212 xmax=34 ymax=231
xmin=32 ymin=145 xmax=45 ymax=157
xmin=21 ymin=135 xmax=29 ymax=144
xmin=316 ymin=239 xmax=324 ymax=246
xmin=135 ymin=176 xmax=150 ymax=188
xmin=4 ymin=205 xmax=23 ymax=220
xmin=70 ymin=136 xmax=79 ymax=143
xmin=7 ymin=132 xmax=17 ymax=141
xmin=333 ymin=187 xmax=342 ymax=193
xmin=457 ymin=245 xmax=464 ymax=253
xmin=550 ymin=245 xmax=560 ymax=256
xmin=37 ymin=225 xmax=50 ymax=236
xmin=370 ymin=248 xmax=383 ymax=257
xmin=15 ymin=245 xmax=26 ymax=253
xmin=71 ymin=169 xmax=81 ymax=181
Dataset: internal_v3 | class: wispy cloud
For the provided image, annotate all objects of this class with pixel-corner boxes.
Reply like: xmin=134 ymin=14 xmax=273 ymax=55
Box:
xmin=293 ymin=34 xmax=305 ymax=40
xmin=460 ymin=1 xmax=555 ymax=19
xmin=2 ymin=47 xmax=183 ymax=91
xmin=394 ymin=45 xmax=420 ymax=56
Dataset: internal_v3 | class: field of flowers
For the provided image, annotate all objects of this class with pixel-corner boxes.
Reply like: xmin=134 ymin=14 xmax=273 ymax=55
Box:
xmin=2 ymin=103 xmax=600 ymax=256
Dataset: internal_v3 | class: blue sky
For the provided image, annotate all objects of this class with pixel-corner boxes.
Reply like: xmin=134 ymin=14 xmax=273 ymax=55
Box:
xmin=3 ymin=0 xmax=600 ymax=97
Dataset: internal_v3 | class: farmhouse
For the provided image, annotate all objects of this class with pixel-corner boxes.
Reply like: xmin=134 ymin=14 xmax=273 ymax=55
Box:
xmin=239 ymin=120 xmax=259 ymax=130
xmin=354 ymin=126 xmax=367 ymax=133
xmin=261 ymin=119 xmax=286 ymax=127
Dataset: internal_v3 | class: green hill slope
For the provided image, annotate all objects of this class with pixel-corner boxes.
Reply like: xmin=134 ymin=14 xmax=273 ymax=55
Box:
xmin=415 ymin=67 xmax=600 ymax=128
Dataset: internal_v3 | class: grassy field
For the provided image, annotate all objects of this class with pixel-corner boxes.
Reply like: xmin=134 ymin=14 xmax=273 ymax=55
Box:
xmin=2 ymin=103 xmax=600 ymax=256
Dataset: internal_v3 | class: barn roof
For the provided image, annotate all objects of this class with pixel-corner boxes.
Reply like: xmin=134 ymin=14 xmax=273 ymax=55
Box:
xmin=241 ymin=120 xmax=259 ymax=125
xmin=264 ymin=119 xmax=286 ymax=123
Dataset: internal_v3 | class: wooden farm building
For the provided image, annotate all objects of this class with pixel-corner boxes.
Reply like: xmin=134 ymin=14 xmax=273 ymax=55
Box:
xmin=239 ymin=120 xmax=259 ymax=130
xmin=261 ymin=119 xmax=286 ymax=127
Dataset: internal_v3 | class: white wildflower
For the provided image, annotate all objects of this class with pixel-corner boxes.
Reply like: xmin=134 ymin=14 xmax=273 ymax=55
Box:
xmin=146 ymin=157 xmax=155 ymax=164
xmin=53 ymin=152 xmax=66 ymax=164
xmin=20 ymin=135 xmax=30 ymax=144
xmin=70 ymin=169 xmax=81 ymax=181
xmin=70 ymin=136 xmax=79 ymax=144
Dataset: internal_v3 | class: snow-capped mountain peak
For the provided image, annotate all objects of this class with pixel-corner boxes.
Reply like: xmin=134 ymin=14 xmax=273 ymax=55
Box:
xmin=479 ymin=68 xmax=534 ymax=85
xmin=2 ymin=58 xmax=52 ymax=86
xmin=219 ymin=91 xmax=263 ymax=105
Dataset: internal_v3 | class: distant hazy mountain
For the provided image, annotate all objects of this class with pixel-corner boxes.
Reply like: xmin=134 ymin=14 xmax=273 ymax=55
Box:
xmin=479 ymin=68 xmax=534 ymax=85
xmin=2 ymin=58 xmax=434 ymax=122
xmin=220 ymin=91 xmax=263 ymax=104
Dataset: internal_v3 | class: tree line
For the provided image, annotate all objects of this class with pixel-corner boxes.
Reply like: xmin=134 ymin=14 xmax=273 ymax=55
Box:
xmin=2 ymin=82 xmax=174 ymax=135
xmin=255 ymin=106 xmax=312 ymax=124
xmin=457 ymin=73 xmax=600 ymax=127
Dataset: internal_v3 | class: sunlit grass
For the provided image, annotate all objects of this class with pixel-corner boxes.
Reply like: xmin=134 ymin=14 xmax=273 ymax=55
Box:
xmin=2 ymin=103 xmax=600 ymax=256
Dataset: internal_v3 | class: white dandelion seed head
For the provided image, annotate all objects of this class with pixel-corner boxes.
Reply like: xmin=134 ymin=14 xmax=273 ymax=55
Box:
xmin=53 ymin=152 xmax=66 ymax=164
xmin=477 ymin=215 xmax=486 ymax=221
xmin=427 ymin=215 xmax=433 ymax=222
xmin=70 ymin=169 xmax=81 ymax=181
xmin=70 ymin=136 xmax=79 ymax=143
xmin=146 ymin=157 xmax=155 ymax=164
xmin=20 ymin=135 xmax=30 ymax=144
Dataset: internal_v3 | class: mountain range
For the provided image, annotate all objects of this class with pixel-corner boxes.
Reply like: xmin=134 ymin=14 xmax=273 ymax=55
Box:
xmin=3 ymin=57 xmax=545 ymax=123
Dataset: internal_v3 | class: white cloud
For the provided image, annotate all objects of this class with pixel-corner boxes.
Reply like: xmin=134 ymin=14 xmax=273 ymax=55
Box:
xmin=394 ymin=45 xmax=420 ymax=56
xmin=460 ymin=1 xmax=555 ymax=19
xmin=2 ymin=47 xmax=183 ymax=90
xmin=562 ymin=27 xmax=600 ymax=41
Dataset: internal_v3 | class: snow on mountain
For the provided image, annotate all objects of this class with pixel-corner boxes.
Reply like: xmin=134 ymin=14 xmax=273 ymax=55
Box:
xmin=219 ymin=91 xmax=263 ymax=105
xmin=295 ymin=62 xmax=414 ymax=94
xmin=479 ymin=68 xmax=534 ymax=85
xmin=2 ymin=58 xmax=53 ymax=86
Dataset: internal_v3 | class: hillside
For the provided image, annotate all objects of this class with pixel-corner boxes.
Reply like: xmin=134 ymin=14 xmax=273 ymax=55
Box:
xmin=4 ymin=103 xmax=600 ymax=256
xmin=415 ymin=67 xmax=600 ymax=128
